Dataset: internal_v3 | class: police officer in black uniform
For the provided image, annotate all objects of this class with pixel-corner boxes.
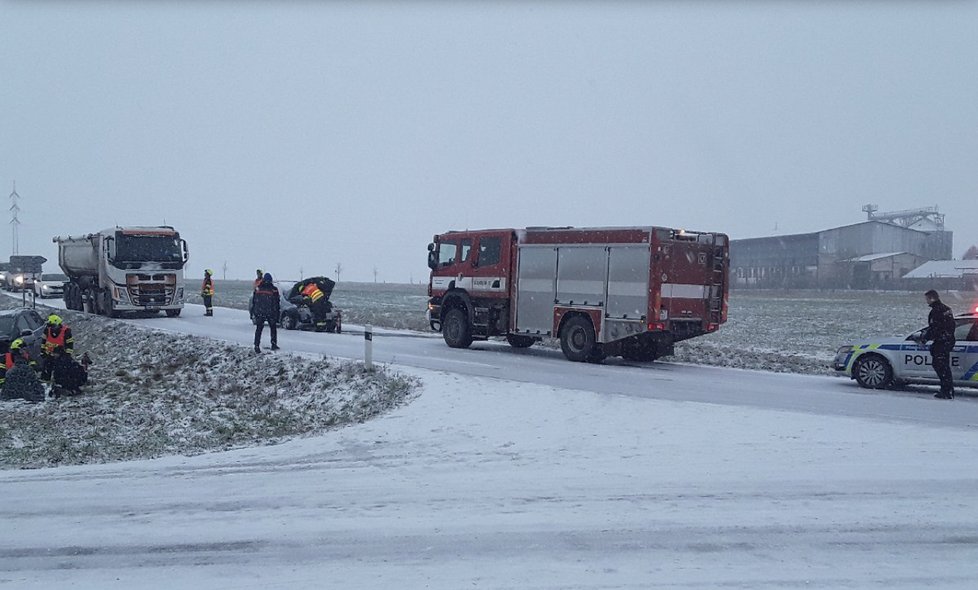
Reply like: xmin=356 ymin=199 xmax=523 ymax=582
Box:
xmin=920 ymin=289 xmax=956 ymax=399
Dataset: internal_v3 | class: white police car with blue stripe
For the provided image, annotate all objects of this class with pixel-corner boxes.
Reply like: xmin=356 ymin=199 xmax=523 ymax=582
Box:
xmin=834 ymin=310 xmax=978 ymax=389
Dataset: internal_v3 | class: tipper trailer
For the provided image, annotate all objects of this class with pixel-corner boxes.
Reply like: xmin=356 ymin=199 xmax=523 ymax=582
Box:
xmin=427 ymin=226 xmax=729 ymax=362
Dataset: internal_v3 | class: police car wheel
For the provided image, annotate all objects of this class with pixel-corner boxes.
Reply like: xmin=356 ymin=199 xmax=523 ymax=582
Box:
xmin=854 ymin=354 xmax=893 ymax=389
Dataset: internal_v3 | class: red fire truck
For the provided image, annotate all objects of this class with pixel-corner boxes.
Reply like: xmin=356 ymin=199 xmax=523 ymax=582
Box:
xmin=426 ymin=226 xmax=729 ymax=363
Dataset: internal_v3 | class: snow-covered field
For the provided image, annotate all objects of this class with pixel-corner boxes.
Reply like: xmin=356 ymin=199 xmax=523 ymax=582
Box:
xmin=0 ymin=299 xmax=416 ymax=469
xmin=3 ymin=370 xmax=977 ymax=589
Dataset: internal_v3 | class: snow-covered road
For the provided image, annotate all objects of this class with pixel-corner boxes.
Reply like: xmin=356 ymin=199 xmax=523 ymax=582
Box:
xmin=3 ymin=298 xmax=978 ymax=588
xmin=4 ymin=371 xmax=978 ymax=589
xmin=121 ymin=301 xmax=978 ymax=429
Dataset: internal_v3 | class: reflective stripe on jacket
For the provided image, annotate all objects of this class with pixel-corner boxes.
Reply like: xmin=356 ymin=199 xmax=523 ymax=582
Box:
xmin=302 ymin=283 xmax=324 ymax=303
xmin=43 ymin=326 xmax=73 ymax=355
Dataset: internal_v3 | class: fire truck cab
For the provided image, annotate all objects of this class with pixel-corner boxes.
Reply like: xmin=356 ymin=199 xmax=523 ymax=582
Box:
xmin=427 ymin=225 xmax=729 ymax=363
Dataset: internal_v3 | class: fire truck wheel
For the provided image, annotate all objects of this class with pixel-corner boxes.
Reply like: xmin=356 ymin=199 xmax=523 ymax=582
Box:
xmin=442 ymin=307 xmax=473 ymax=349
xmin=560 ymin=315 xmax=596 ymax=363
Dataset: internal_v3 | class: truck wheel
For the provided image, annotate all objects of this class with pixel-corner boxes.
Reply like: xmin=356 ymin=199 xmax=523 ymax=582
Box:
xmin=165 ymin=309 xmax=181 ymax=318
xmin=506 ymin=335 xmax=535 ymax=349
xmin=853 ymin=354 xmax=893 ymax=389
xmin=442 ymin=307 xmax=473 ymax=349
xmin=560 ymin=316 xmax=596 ymax=363
xmin=102 ymin=291 xmax=120 ymax=318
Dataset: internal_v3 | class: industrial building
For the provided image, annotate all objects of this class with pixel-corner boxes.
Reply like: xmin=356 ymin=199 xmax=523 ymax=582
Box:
xmin=902 ymin=259 xmax=978 ymax=292
xmin=730 ymin=206 xmax=953 ymax=289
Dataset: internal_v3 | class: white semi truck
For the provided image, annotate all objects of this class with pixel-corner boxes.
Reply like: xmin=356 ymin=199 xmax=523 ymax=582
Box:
xmin=53 ymin=226 xmax=189 ymax=317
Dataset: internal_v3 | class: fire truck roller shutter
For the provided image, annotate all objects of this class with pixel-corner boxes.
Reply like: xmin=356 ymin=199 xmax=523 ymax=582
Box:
xmin=515 ymin=246 xmax=558 ymax=335
xmin=606 ymin=246 xmax=650 ymax=320
xmin=556 ymin=247 xmax=608 ymax=307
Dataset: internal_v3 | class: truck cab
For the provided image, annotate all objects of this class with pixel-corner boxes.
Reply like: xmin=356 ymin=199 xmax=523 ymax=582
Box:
xmin=427 ymin=229 xmax=515 ymax=338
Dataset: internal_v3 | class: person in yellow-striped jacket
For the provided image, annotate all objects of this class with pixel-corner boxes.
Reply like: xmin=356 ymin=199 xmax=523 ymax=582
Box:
xmin=201 ymin=269 xmax=215 ymax=316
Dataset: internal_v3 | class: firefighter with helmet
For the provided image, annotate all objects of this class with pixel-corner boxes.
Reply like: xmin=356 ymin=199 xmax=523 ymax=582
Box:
xmin=0 ymin=338 xmax=44 ymax=402
xmin=1 ymin=338 xmax=37 ymax=387
xmin=40 ymin=314 xmax=73 ymax=380
xmin=201 ymin=269 xmax=215 ymax=316
xmin=254 ymin=269 xmax=263 ymax=290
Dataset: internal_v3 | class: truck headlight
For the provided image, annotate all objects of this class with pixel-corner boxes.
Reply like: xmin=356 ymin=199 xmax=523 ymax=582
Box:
xmin=113 ymin=286 xmax=131 ymax=304
xmin=176 ymin=287 xmax=184 ymax=301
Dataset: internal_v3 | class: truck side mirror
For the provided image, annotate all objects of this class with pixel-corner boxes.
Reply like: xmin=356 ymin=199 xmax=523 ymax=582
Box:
xmin=181 ymin=239 xmax=189 ymax=263
xmin=427 ymin=251 xmax=438 ymax=270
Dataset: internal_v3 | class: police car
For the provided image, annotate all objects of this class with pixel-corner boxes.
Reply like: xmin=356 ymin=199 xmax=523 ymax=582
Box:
xmin=834 ymin=309 xmax=978 ymax=389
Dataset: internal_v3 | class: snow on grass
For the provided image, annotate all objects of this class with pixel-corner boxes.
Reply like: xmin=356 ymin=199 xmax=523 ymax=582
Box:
xmin=0 ymin=300 xmax=418 ymax=469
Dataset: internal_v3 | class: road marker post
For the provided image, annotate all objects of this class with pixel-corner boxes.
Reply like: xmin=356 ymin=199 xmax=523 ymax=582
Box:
xmin=364 ymin=324 xmax=373 ymax=371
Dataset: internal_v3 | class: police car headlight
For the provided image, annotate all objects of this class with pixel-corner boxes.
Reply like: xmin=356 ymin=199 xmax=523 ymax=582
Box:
xmin=835 ymin=345 xmax=854 ymax=355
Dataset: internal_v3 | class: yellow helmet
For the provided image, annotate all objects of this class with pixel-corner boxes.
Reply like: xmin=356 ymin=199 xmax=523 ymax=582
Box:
xmin=47 ymin=314 xmax=63 ymax=326
xmin=9 ymin=338 xmax=24 ymax=351
xmin=205 ymin=269 xmax=213 ymax=276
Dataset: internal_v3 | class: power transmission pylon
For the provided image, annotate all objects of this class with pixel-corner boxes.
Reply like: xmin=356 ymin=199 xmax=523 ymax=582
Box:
xmin=9 ymin=182 xmax=21 ymax=256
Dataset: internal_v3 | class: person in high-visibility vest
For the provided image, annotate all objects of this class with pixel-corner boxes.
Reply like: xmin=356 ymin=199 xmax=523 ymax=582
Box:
xmin=0 ymin=338 xmax=44 ymax=402
xmin=40 ymin=314 xmax=73 ymax=382
xmin=0 ymin=338 xmax=37 ymax=387
xmin=201 ymin=269 xmax=215 ymax=316
xmin=42 ymin=314 xmax=74 ymax=358
xmin=301 ymin=281 xmax=325 ymax=304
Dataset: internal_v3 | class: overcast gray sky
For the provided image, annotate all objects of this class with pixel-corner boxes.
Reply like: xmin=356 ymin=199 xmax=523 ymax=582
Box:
xmin=1 ymin=1 xmax=975 ymax=282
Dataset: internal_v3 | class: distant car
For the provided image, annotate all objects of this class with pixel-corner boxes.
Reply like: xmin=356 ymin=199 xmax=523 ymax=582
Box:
xmin=834 ymin=310 xmax=978 ymax=389
xmin=33 ymin=278 xmax=65 ymax=299
xmin=3 ymin=273 xmax=35 ymax=292
xmin=0 ymin=308 xmax=46 ymax=359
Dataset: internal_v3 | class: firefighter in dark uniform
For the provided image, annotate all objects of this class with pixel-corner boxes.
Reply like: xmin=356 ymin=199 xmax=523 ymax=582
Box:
xmin=40 ymin=314 xmax=73 ymax=381
xmin=920 ymin=289 xmax=956 ymax=399
xmin=201 ymin=269 xmax=215 ymax=316
xmin=1 ymin=339 xmax=44 ymax=403
xmin=1 ymin=338 xmax=37 ymax=388
xmin=254 ymin=269 xmax=264 ymax=290
xmin=252 ymin=273 xmax=280 ymax=353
